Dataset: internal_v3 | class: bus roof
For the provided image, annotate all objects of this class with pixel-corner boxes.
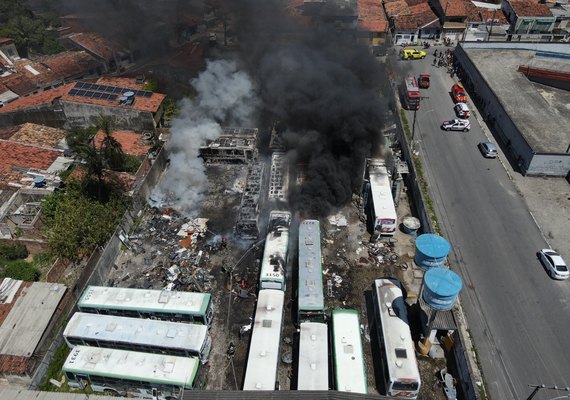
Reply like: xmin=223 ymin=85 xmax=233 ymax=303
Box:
xmin=64 ymin=313 xmax=208 ymax=352
xmin=368 ymin=160 xmax=397 ymax=221
xmin=331 ymin=309 xmax=367 ymax=394
xmin=373 ymin=279 xmax=420 ymax=383
xmin=298 ymin=220 xmax=324 ymax=312
xmin=243 ymin=289 xmax=285 ymax=390
xmin=298 ymin=322 xmax=329 ymax=390
xmin=404 ymin=76 xmax=419 ymax=94
xmin=259 ymin=226 xmax=289 ymax=286
xmin=78 ymin=286 xmax=211 ymax=315
xmin=63 ymin=346 xmax=199 ymax=387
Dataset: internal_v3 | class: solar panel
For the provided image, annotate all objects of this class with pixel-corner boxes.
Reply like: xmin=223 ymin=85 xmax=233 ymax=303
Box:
xmin=92 ymin=92 xmax=102 ymax=99
xmin=113 ymin=87 xmax=122 ymax=94
xmin=83 ymin=83 xmax=93 ymax=90
xmin=75 ymin=82 xmax=86 ymax=89
xmin=69 ymin=89 xmax=80 ymax=95
xmin=143 ymin=92 xmax=153 ymax=98
xmin=76 ymin=90 xmax=87 ymax=96
xmin=108 ymin=94 xmax=118 ymax=101
xmin=98 ymin=85 xmax=109 ymax=91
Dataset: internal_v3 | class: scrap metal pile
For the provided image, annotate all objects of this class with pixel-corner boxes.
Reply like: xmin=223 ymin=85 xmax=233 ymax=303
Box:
xmin=117 ymin=207 xmax=230 ymax=292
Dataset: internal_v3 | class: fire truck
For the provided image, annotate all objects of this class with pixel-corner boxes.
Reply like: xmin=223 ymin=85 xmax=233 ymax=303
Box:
xmin=403 ymin=76 xmax=420 ymax=110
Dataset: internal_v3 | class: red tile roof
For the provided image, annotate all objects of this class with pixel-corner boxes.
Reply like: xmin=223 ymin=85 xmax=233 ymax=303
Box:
xmin=358 ymin=0 xmax=390 ymax=32
xmin=67 ymin=32 xmax=115 ymax=61
xmin=0 ymin=141 xmax=63 ymax=182
xmin=465 ymin=4 xmax=508 ymax=24
xmin=0 ymin=83 xmax=74 ymax=113
xmin=96 ymin=77 xmax=146 ymax=91
xmin=393 ymin=15 xmax=418 ymax=29
xmin=38 ymin=51 xmax=102 ymax=79
xmin=410 ymin=2 xmax=441 ymax=27
xmin=0 ymin=354 xmax=34 ymax=374
xmin=9 ymin=123 xmax=66 ymax=148
xmin=506 ymin=0 xmax=553 ymax=17
xmin=94 ymin=130 xmax=151 ymax=156
xmin=0 ymin=73 xmax=37 ymax=96
xmin=0 ymin=38 xmax=14 ymax=45
xmin=384 ymin=0 xmax=412 ymax=17
xmin=444 ymin=0 xmax=468 ymax=17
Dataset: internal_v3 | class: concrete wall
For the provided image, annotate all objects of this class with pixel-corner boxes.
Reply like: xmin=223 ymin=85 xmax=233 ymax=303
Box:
xmin=0 ymin=105 xmax=67 ymax=129
xmin=461 ymin=41 xmax=570 ymax=54
xmin=454 ymin=45 xmax=537 ymax=174
xmin=61 ymin=101 xmax=157 ymax=132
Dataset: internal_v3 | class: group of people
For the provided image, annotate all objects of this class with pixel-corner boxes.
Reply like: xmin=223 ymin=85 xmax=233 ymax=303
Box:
xmin=433 ymin=49 xmax=454 ymax=69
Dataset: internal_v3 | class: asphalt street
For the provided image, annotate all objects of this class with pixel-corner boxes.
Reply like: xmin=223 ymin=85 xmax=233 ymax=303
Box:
xmin=396 ymin=50 xmax=570 ymax=400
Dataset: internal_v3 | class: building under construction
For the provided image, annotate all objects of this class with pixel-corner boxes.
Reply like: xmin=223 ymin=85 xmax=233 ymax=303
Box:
xmin=235 ymin=163 xmax=266 ymax=240
xmin=199 ymin=127 xmax=259 ymax=164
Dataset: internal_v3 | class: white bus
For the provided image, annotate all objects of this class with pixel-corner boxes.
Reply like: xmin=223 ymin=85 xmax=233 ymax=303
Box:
xmin=298 ymin=220 xmax=325 ymax=322
xmin=63 ymin=345 xmax=203 ymax=399
xmin=331 ymin=309 xmax=367 ymax=394
xmin=259 ymin=211 xmax=291 ymax=291
xmin=372 ymin=278 xmax=421 ymax=398
xmin=243 ymin=289 xmax=285 ymax=391
xmin=77 ymin=286 xmax=213 ymax=327
xmin=63 ymin=312 xmax=212 ymax=363
xmin=365 ymin=159 xmax=397 ymax=236
xmin=297 ymin=322 xmax=329 ymax=390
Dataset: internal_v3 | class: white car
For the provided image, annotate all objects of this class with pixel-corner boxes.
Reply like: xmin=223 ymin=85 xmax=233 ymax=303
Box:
xmin=441 ymin=119 xmax=471 ymax=132
xmin=538 ymin=249 xmax=569 ymax=280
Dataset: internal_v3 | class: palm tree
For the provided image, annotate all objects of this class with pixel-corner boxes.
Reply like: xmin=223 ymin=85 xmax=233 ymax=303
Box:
xmin=98 ymin=116 xmax=125 ymax=171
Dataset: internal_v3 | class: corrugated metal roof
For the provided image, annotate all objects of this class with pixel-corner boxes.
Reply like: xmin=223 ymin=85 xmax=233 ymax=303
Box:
xmin=0 ymin=282 xmax=66 ymax=357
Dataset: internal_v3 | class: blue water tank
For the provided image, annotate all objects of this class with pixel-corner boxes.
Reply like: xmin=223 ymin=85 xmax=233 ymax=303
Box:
xmin=422 ymin=268 xmax=462 ymax=311
xmin=414 ymin=233 xmax=451 ymax=270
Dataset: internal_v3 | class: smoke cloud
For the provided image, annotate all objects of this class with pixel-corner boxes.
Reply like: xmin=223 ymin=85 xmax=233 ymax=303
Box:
xmin=151 ymin=59 xmax=259 ymax=214
xmin=229 ymin=0 xmax=388 ymax=217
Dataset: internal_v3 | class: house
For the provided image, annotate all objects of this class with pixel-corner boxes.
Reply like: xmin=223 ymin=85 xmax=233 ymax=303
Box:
xmin=0 ymin=51 xmax=103 ymax=98
xmin=357 ymin=0 xmax=390 ymax=55
xmin=0 ymin=83 xmax=74 ymax=129
xmin=502 ymin=0 xmax=556 ymax=40
xmin=303 ymin=0 xmax=359 ymax=29
xmin=93 ymin=129 xmax=152 ymax=157
xmin=429 ymin=0 xmax=469 ymax=42
xmin=384 ymin=0 xmax=440 ymax=44
xmin=61 ymin=32 xmax=131 ymax=73
xmin=464 ymin=2 xmax=510 ymax=41
xmin=0 ymin=78 xmax=167 ymax=132
xmin=0 ymin=38 xmax=20 ymax=64
xmin=0 ymin=279 xmax=68 ymax=387
xmin=60 ymin=77 xmax=167 ymax=131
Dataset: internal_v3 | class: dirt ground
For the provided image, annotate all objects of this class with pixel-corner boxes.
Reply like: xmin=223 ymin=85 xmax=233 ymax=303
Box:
xmin=106 ymin=162 xmax=451 ymax=398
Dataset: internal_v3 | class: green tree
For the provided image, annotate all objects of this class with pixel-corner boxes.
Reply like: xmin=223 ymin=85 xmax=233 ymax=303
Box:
xmin=41 ymin=182 xmax=127 ymax=263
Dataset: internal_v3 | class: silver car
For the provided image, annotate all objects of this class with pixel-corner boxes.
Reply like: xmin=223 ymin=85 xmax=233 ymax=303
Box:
xmin=538 ymin=249 xmax=569 ymax=280
xmin=478 ymin=141 xmax=497 ymax=158
xmin=441 ymin=119 xmax=470 ymax=132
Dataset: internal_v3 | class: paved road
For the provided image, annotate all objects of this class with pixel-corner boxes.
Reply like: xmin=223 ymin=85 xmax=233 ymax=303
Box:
xmin=396 ymin=51 xmax=570 ymax=400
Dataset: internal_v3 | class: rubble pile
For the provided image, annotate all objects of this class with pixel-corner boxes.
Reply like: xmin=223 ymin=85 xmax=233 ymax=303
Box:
xmin=114 ymin=208 xmax=231 ymax=292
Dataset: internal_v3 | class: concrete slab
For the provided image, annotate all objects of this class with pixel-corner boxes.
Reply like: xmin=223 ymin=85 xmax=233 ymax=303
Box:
xmin=465 ymin=48 xmax=570 ymax=154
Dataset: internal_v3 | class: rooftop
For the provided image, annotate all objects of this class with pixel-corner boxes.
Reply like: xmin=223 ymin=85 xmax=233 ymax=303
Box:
xmin=506 ymin=0 xmax=554 ymax=17
xmin=0 ymin=38 xmax=14 ymax=45
xmin=0 ymin=281 xmax=66 ymax=373
xmin=410 ymin=2 xmax=441 ymax=27
xmin=0 ymin=83 xmax=74 ymax=113
xmin=0 ymin=140 xmax=63 ymax=187
xmin=94 ymin=130 xmax=151 ymax=156
xmin=60 ymin=80 xmax=166 ymax=113
xmin=8 ymin=123 xmax=67 ymax=148
xmin=466 ymin=47 xmax=570 ymax=153
xmin=66 ymin=32 xmax=115 ymax=61
xmin=445 ymin=0 xmax=468 ymax=17
xmin=358 ymin=0 xmax=390 ymax=32
xmin=384 ymin=0 xmax=412 ymax=18
xmin=38 ymin=51 xmax=102 ymax=78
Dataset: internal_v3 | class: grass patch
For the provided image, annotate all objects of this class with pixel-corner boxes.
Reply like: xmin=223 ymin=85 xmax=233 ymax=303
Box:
xmin=399 ymin=111 xmax=441 ymax=234
xmin=39 ymin=343 xmax=70 ymax=391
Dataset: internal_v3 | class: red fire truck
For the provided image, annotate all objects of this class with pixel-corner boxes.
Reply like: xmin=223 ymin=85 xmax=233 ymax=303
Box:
xmin=403 ymin=76 xmax=420 ymax=110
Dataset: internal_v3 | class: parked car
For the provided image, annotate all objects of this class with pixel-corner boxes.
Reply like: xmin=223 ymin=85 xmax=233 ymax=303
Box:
xmin=451 ymin=83 xmax=467 ymax=103
xmin=454 ymin=102 xmax=470 ymax=118
xmin=418 ymin=74 xmax=430 ymax=88
xmin=402 ymin=49 xmax=427 ymax=60
xmin=478 ymin=141 xmax=498 ymax=158
xmin=441 ymin=119 xmax=471 ymax=132
xmin=538 ymin=249 xmax=569 ymax=280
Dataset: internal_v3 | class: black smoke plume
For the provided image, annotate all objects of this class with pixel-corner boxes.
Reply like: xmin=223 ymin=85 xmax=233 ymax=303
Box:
xmin=227 ymin=0 xmax=389 ymax=217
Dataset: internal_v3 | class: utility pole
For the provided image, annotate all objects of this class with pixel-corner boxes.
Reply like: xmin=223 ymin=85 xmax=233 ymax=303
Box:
xmin=526 ymin=384 xmax=570 ymax=400
xmin=488 ymin=9 xmax=497 ymax=42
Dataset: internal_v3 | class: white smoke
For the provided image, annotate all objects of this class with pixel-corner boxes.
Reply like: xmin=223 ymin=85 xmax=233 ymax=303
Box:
xmin=151 ymin=59 xmax=258 ymax=214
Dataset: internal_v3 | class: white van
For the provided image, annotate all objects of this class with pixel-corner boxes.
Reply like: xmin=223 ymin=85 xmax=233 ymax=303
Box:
xmin=454 ymin=102 xmax=470 ymax=118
